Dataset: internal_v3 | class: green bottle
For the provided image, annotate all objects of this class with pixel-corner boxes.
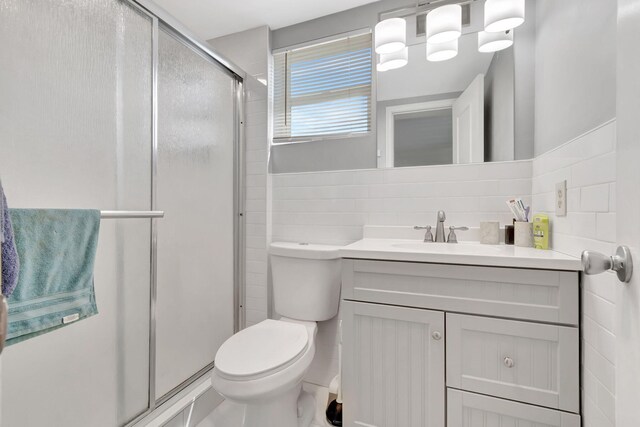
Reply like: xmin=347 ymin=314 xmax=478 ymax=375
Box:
xmin=533 ymin=214 xmax=549 ymax=250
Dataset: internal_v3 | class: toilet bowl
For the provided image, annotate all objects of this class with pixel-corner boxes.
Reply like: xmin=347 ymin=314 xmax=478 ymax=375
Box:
xmin=212 ymin=318 xmax=317 ymax=402
xmin=209 ymin=242 xmax=342 ymax=427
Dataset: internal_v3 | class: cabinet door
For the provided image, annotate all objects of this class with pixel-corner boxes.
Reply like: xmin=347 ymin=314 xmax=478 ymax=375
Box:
xmin=342 ymin=301 xmax=445 ymax=427
xmin=447 ymin=389 xmax=581 ymax=427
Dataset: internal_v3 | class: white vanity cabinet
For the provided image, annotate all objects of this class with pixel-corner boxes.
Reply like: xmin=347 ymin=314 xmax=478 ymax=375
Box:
xmin=341 ymin=258 xmax=581 ymax=427
xmin=342 ymin=301 xmax=446 ymax=427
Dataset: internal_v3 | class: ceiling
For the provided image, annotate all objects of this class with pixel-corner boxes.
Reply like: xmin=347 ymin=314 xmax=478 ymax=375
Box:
xmin=152 ymin=0 xmax=381 ymax=41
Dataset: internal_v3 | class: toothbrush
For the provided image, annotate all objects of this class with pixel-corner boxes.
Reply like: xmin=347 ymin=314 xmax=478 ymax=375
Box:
xmin=516 ymin=199 xmax=528 ymax=221
xmin=506 ymin=199 xmax=529 ymax=222
xmin=516 ymin=200 xmax=528 ymax=222
xmin=506 ymin=200 xmax=523 ymax=221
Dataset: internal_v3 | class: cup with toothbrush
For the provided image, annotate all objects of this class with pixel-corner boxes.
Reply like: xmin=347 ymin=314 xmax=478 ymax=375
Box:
xmin=507 ymin=198 xmax=533 ymax=247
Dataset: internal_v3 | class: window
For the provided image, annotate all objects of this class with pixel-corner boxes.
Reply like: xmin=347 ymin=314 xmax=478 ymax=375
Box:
xmin=273 ymin=32 xmax=373 ymax=142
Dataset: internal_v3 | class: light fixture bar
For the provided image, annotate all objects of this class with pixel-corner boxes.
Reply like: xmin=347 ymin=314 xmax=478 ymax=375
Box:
xmin=378 ymin=0 xmax=478 ymax=22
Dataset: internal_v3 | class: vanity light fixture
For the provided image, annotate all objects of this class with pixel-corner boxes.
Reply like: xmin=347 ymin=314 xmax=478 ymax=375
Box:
xmin=484 ymin=0 xmax=525 ymax=32
xmin=377 ymin=46 xmax=409 ymax=71
xmin=426 ymin=4 xmax=462 ymax=44
xmin=374 ymin=18 xmax=406 ymax=54
xmin=478 ymin=30 xmax=513 ymax=52
xmin=426 ymin=39 xmax=458 ymax=62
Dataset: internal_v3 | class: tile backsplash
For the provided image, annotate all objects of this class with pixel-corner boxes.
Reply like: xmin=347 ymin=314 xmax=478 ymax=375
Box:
xmin=531 ymin=120 xmax=617 ymax=427
xmin=271 ymin=160 xmax=533 ymax=247
xmin=244 ymin=77 xmax=270 ymax=327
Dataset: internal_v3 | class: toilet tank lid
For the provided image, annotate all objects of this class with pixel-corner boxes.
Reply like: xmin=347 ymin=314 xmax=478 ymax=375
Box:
xmin=269 ymin=242 xmax=342 ymax=260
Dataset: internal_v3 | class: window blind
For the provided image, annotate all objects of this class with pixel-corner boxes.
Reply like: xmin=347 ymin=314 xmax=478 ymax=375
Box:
xmin=273 ymin=32 xmax=373 ymax=142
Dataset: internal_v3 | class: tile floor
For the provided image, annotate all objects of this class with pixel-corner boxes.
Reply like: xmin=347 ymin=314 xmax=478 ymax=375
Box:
xmin=195 ymin=383 xmax=334 ymax=427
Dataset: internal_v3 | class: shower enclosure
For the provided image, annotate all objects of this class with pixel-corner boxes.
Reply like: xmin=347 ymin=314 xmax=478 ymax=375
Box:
xmin=0 ymin=0 xmax=244 ymax=425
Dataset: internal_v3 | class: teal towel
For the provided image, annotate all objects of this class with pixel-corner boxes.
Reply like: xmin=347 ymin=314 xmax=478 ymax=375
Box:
xmin=7 ymin=209 xmax=100 ymax=345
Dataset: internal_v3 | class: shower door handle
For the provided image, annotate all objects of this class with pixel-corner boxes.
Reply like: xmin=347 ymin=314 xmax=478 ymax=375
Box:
xmin=0 ymin=296 xmax=7 ymax=354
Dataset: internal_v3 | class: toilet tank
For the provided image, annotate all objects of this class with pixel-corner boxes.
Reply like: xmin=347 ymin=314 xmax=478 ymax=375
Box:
xmin=269 ymin=242 xmax=342 ymax=321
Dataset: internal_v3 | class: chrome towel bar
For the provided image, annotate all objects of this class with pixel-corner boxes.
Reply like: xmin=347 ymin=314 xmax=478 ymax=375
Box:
xmin=100 ymin=210 xmax=164 ymax=219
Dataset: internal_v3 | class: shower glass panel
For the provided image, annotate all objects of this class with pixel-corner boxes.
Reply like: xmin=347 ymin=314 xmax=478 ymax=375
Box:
xmin=155 ymin=28 xmax=236 ymax=399
xmin=0 ymin=0 xmax=152 ymax=426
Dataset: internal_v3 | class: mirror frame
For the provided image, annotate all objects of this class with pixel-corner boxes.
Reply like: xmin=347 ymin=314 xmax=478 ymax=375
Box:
xmin=382 ymin=98 xmax=456 ymax=168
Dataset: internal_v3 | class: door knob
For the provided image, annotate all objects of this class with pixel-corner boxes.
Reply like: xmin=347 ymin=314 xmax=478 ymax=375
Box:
xmin=581 ymin=246 xmax=633 ymax=283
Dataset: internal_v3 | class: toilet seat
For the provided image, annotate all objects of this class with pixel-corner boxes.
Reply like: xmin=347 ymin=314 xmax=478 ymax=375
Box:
xmin=215 ymin=319 xmax=309 ymax=381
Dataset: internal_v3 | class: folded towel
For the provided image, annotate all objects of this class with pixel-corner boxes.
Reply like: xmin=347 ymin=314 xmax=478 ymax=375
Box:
xmin=0 ymin=181 xmax=20 ymax=297
xmin=7 ymin=209 xmax=100 ymax=345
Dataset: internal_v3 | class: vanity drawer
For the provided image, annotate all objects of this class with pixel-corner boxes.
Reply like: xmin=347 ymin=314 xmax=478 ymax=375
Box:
xmin=447 ymin=389 xmax=581 ymax=427
xmin=446 ymin=314 xmax=579 ymax=413
xmin=342 ymin=259 xmax=579 ymax=325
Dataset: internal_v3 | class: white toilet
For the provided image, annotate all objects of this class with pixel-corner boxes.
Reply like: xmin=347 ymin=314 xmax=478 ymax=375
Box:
xmin=209 ymin=242 xmax=342 ymax=427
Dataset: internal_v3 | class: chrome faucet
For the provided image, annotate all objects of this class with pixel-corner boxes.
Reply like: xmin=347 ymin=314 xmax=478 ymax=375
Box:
xmin=415 ymin=210 xmax=468 ymax=243
xmin=435 ymin=210 xmax=447 ymax=242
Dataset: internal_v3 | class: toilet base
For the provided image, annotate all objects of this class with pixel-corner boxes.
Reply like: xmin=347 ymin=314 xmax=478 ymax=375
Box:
xmin=201 ymin=388 xmax=316 ymax=427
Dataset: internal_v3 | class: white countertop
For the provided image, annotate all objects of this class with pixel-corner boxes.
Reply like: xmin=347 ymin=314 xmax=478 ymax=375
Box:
xmin=340 ymin=238 xmax=582 ymax=271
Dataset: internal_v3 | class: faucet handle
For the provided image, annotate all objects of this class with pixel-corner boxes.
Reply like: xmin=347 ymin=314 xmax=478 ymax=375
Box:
xmin=414 ymin=225 xmax=434 ymax=242
xmin=447 ymin=226 xmax=469 ymax=243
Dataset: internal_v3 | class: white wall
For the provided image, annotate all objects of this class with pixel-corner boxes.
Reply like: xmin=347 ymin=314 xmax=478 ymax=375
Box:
xmin=531 ymin=121 xmax=617 ymax=426
xmin=513 ymin=0 xmax=536 ymax=160
xmin=271 ymin=161 xmax=532 ymax=385
xmin=208 ymin=26 xmax=270 ymax=84
xmin=484 ymin=48 xmax=515 ymax=162
xmin=533 ymin=0 xmax=616 ymax=156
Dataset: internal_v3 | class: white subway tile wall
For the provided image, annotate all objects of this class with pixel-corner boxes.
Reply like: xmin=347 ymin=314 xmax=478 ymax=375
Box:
xmin=244 ymin=77 xmax=269 ymax=327
xmin=531 ymin=120 xmax=617 ymax=427
xmin=270 ymin=160 xmax=533 ymax=386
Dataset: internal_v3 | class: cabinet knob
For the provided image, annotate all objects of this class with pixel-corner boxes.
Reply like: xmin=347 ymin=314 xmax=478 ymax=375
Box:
xmin=432 ymin=331 xmax=442 ymax=340
xmin=503 ymin=357 xmax=515 ymax=368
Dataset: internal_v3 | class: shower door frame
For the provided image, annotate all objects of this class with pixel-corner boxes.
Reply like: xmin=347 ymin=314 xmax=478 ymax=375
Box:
xmin=123 ymin=0 xmax=246 ymax=425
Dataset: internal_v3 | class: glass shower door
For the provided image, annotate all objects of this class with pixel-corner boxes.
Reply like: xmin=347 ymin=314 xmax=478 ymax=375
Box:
xmin=155 ymin=27 xmax=236 ymax=400
xmin=0 ymin=0 xmax=153 ymax=425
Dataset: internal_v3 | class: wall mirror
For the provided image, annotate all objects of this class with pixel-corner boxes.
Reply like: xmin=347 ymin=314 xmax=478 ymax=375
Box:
xmin=376 ymin=0 xmax=535 ymax=168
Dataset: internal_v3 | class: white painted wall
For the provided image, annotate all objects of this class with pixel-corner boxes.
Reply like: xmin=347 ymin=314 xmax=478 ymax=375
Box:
xmin=484 ymin=48 xmax=515 ymax=162
xmin=533 ymin=0 xmax=616 ymax=156
xmin=208 ymin=26 xmax=270 ymax=85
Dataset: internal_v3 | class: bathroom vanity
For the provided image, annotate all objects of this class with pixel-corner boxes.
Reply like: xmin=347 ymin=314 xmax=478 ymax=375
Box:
xmin=339 ymin=229 xmax=583 ymax=427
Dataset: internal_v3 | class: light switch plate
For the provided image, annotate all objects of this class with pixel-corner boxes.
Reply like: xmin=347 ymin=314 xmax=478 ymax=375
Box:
xmin=556 ymin=180 xmax=567 ymax=216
